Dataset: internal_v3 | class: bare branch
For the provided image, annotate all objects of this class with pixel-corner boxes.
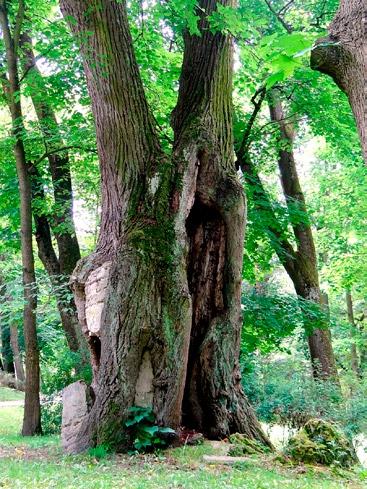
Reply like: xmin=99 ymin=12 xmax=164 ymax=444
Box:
xmin=263 ymin=0 xmax=293 ymax=33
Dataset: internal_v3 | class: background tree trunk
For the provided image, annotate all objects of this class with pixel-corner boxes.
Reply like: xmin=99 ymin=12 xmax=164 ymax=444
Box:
xmin=10 ymin=324 xmax=25 ymax=382
xmin=311 ymin=0 xmax=367 ymax=163
xmin=267 ymin=92 xmax=338 ymax=379
xmin=60 ymin=0 xmax=269 ymax=453
xmin=237 ymin=88 xmax=338 ymax=380
xmin=19 ymin=34 xmax=84 ymax=355
xmin=0 ymin=0 xmax=41 ymax=435
xmin=0 ymin=323 xmax=14 ymax=374
xmin=0 ymin=268 xmax=15 ymax=374
xmin=346 ymin=289 xmax=360 ymax=377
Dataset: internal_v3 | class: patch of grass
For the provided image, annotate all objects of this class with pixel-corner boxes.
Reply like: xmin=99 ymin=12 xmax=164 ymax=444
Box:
xmin=0 ymin=406 xmax=59 ymax=450
xmin=0 ymin=406 xmax=364 ymax=488
xmin=0 ymin=387 xmax=24 ymax=402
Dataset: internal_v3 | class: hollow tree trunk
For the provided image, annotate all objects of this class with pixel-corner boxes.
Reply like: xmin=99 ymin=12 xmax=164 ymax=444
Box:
xmin=0 ymin=0 xmax=41 ymax=435
xmin=60 ymin=0 xmax=269 ymax=453
xmin=311 ymin=0 xmax=367 ymax=163
xmin=346 ymin=289 xmax=360 ymax=377
xmin=19 ymin=34 xmax=84 ymax=354
xmin=268 ymin=92 xmax=338 ymax=379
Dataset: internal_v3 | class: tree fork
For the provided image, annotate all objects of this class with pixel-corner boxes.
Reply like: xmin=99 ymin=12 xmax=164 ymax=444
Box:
xmin=60 ymin=0 xmax=270 ymax=452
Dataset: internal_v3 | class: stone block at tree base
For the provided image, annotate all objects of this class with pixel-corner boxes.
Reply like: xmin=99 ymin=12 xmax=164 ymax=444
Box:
xmin=61 ymin=381 xmax=94 ymax=454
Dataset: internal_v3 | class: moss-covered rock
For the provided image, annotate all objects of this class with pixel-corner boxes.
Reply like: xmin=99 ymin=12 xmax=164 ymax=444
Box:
xmin=228 ymin=433 xmax=269 ymax=456
xmin=286 ymin=418 xmax=358 ymax=467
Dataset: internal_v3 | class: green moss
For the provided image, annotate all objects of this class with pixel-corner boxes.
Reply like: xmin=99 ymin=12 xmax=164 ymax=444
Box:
xmin=286 ymin=418 xmax=358 ymax=467
xmin=228 ymin=433 xmax=269 ymax=456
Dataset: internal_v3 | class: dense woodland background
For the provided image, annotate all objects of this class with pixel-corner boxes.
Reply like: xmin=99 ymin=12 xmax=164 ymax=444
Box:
xmin=0 ymin=0 xmax=366 ymax=464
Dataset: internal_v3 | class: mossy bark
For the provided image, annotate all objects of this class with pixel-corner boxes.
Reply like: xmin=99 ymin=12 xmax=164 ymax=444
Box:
xmin=60 ymin=0 xmax=269 ymax=452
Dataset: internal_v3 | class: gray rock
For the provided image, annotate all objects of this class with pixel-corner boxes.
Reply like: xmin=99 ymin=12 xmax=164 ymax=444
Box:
xmin=61 ymin=381 xmax=94 ymax=454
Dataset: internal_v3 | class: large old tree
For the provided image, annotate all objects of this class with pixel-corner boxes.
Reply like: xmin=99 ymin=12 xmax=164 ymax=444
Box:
xmin=311 ymin=0 xmax=367 ymax=163
xmin=60 ymin=0 xmax=269 ymax=453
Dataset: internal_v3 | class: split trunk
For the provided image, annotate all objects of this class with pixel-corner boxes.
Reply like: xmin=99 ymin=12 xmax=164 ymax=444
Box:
xmin=60 ymin=0 xmax=269 ymax=453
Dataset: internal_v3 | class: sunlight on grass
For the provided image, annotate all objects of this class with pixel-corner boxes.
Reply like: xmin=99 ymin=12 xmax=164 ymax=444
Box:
xmin=0 ymin=406 xmax=59 ymax=450
xmin=0 ymin=387 xmax=24 ymax=402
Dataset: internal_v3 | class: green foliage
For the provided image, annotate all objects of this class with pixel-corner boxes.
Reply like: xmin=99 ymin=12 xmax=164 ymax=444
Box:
xmin=243 ymin=356 xmax=367 ymax=438
xmin=87 ymin=444 xmax=110 ymax=460
xmin=124 ymin=406 xmax=175 ymax=453
xmin=241 ymin=285 xmax=328 ymax=355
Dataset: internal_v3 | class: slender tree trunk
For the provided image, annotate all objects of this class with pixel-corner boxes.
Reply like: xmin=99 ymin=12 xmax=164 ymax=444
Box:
xmin=60 ymin=0 xmax=269 ymax=453
xmin=20 ymin=33 xmax=81 ymax=274
xmin=0 ymin=0 xmax=41 ymax=435
xmin=0 ymin=274 xmax=14 ymax=374
xmin=267 ymin=92 xmax=338 ymax=379
xmin=346 ymin=289 xmax=360 ymax=377
xmin=30 ymin=165 xmax=84 ymax=354
xmin=0 ymin=323 xmax=14 ymax=374
xmin=19 ymin=34 xmax=85 ymax=354
xmin=311 ymin=0 xmax=367 ymax=163
xmin=10 ymin=324 xmax=25 ymax=383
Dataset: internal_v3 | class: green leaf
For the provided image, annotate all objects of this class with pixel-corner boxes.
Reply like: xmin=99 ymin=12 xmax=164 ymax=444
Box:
xmin=265 ymin=71 xmax=285 ymax=89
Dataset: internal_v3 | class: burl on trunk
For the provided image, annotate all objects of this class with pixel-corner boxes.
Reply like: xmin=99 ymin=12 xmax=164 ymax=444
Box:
xmin=60 ymin=0 xmax=269 ymax=453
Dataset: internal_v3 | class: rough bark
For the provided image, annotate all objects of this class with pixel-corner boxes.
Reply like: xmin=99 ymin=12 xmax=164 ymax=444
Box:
xmin=19 ymin=34 xmax=84 ymax=354
xmin=267 ymin=92 xmax=338 ymax=379
xmin=60 ymin=0 xmax=269 ymax=453
xmin=346 ymin=289 xmax=360 ymax=377
xmin=0 ymin=0 xmax=41 ymax=435
xmin=311 ymin=0 xmax=367 ymax=163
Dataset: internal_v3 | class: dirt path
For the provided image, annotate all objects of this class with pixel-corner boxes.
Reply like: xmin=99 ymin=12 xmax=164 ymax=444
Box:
xmin=0 ymin=401 xmax=24 ymax=407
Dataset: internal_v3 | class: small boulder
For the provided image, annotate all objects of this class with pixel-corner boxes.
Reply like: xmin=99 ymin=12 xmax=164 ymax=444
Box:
xmin=286 ymin=418 xmax=358 ymax=467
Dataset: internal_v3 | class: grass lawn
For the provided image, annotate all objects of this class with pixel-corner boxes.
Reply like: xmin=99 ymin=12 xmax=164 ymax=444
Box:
xmin=0 ymin=387 xmax=24 ymax=402
xmin=0 ymin=405 xmax=365 ymax=488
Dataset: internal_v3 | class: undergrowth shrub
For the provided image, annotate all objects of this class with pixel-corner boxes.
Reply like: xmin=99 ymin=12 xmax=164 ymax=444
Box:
xmin=41 ymin=393 xmax=62 ymax=435
xmin=242 ymin=356 xmax=367 ymax=438
xmin=125 ymin=406 xmax=175 ymax=453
